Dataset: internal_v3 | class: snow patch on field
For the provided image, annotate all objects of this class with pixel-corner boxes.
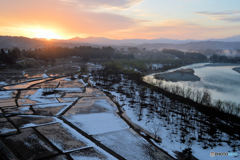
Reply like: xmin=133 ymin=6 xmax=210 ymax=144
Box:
xmin=79 ymin=79 xmax=87 ymax=87
xmin=42 ymin=74 xmax=49 ymax=78
xmin=0 ymin=91 xmax=13 ymax=99
xmin=94 ymin=99 xmax=117 ymax=112
xmin=94 ymin=129 xmax=150 ymax=160
xmin=65 ymin=113 xmax=129 ymax=135
xmin=29 ymin=89 xmax=59 ymax=104
xmin=55 ymin=88 xmax=84 ymax=93
xmin=55 ymin=119 xmax=117 ymax=159
xmin=33 ymin=102 xmax=72 ymax=115
xmin=0 ymin=82 xmax=8 ymax=86
xmin=0 ymin=128 xmax=17 ymax=135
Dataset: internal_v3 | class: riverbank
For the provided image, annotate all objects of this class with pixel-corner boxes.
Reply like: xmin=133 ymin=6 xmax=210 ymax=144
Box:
xmin=155 ymin=69 xmax=200 ymax=82
xmin=147 ymin=63 xmax=240 ymax=108
xmin=233 ymin=67 xmax=240 ymax=73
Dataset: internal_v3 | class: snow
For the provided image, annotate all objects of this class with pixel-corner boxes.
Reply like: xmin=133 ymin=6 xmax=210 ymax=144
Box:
xmin=11 ymin=115 xmax=58 ymax=129
xmin=94 ymin=129 xmax=150 ymax=160
xmin=82 ymin=75 xmax=88 ymax=78
xmin=0 ymin=82 xmax=8 ymax=86
xmin=42 ymin=74 xmax=49 ymax=78
xmin=54 ymin=119 xmax=117 ymax=159
xmin=57 ymin=97 xmax=78 ymax=103
xmin=63 ymin=78 xmax=72 ymax=81
xmin=88 ymin=79 xmax=96 ymax=87
xmin=19 ymin=106 xmax=30 ymax=111
xmin=18 ymin=98 xmax=37 ymax=106
xmin=33 ymin=102 xmax=72 ymax=108
xmin=70 ymin=147 xmax=116 ymax=160
xmin=37 ymin=122 xmax=92 ymax=153
xmin=151 ymin=64 xmax=163 ymax=70
xmin=93 ymin=99 xmax=117 ymax=112
xmin=31 ymin=97 xmax=59 ymax=104
xmin=91 ymin=75 xmax=240 ymax=160
xmin=33 ymin=102 xmax=72 ymax=116
xmin=31 ymin=88 xmax=60 ymax=97
xmin=55 ymin=88 xmax=84 ymax=93
xmin=0 ymin=128 xmax=17 ymax=135
xmin=22 ymin=121 xmax=57 ymax=128
xmin=65 ymin=113 xmax=129 ymax=135
xmin=29 ymin=89 xmax=59 ymax=104
xmin=71 ymin=156 xmax=100 ymax=160
xmin=0 ymin=91 xmax=14 ymax=99
xmin=87 ymin=63 xmax=103 ymax=70
xmin=115 ymin=94 xmax=240 ymax=160
xmin=79 ymin=79 xmax=87 ymax=87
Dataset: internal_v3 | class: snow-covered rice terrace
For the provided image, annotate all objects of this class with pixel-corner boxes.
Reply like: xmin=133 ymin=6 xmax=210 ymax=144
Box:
xmin=0 ymin=70 xmax=172 ymax=160
xmin=0 ymin=65 xmax=240 ymax=160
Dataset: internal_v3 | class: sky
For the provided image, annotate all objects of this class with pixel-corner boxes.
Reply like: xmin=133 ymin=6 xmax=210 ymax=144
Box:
xmin=0 ymin=0 xmax=240 ymax=40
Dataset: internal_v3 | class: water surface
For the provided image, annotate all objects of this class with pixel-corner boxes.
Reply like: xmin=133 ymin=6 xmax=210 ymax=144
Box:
xmin=145 ymin=63 xmax=240 ymax=104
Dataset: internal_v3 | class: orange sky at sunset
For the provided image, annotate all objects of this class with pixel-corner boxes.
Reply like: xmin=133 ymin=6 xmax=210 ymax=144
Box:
xmin=1 ymin=0 xmax=240 ymax=40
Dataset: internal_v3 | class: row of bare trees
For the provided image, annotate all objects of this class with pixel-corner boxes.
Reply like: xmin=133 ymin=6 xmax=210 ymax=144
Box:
xmin=145 ymin=76 xmax=240 ymax=116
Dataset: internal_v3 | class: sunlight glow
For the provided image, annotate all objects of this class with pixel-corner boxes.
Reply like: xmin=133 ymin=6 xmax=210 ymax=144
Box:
xmin=27 ymin=27 xmax=63 ymax=40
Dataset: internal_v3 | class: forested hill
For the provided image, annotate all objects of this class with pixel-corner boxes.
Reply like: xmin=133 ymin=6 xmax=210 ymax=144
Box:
xmin=1 ymin=36 xmax=240 ymax=52
xmin=0 ymin=36 xmax=87 ymax=49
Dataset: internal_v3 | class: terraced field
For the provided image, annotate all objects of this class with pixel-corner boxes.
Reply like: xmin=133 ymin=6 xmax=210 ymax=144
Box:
xmin=0 ymin=71 xmax=172 ymax=160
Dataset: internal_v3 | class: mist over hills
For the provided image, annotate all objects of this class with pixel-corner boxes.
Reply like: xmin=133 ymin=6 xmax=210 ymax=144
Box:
xmin=139 ymin=41 xmax=240 ymax=51
xmin=69 ymin=37 xmax=195 ymax=45
xmin=0 ymin=36 xmax=47 ymax=49
xmin=0 ymin=35 xmax=240 ymax=53
xmin=0 ymin=36 xmax=85 ymax=49
xmin=210 ymin=35 xmax=240 ymax=42
xmin=69 ymin=35 xmax=240 ymax=46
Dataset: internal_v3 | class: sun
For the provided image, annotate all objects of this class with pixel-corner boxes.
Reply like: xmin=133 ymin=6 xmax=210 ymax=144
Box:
xmin=27 ymin=27 xmax=63 ymax=40
xmin=33 ymin=28 xmax=62 ymax=40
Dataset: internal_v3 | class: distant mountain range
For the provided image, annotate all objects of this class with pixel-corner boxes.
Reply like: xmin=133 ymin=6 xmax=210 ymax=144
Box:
xmin=0 ymin=35 xmax=240 ymax=51
xmin=69 ymin=35 xmax=240 ymax=45
xmin=139 ymin=41 xmax=240 ymax=52
xmin=210 ymin=35 xmax=240 ymax=42
xmin=0 ymin=36 xmax=46 ymax=49
xmin=69 ymin=37 xmax=196 ymax=45
xmin=0 ymin=36 xmax=84 ymax=49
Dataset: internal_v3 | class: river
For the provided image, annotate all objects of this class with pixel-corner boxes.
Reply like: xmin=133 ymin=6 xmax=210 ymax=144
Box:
xmin=144 ymin=63 xmax=240 ymax=104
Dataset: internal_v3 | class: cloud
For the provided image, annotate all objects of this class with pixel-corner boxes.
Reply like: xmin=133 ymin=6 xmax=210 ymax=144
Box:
xmin=196 ymin=10 xmax=240 ymax=22
xmin=220 ymin=16 xmax=240 ymax=22
xmin=196 ymin=11 xmax=240 ymax=16
xmin=1 ymin=0 xmax=240 ymax=39
xmin=61 ymin=0 xmax=142 ymax=9
xmin=106 ymin=20 xmax=240 ymax=40
xmin=0 ymin=0 xmax=139 ymax=38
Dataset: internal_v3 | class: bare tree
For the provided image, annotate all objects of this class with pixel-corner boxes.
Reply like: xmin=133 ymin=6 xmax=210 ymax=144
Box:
xmin=141 ymin=143 xmax=165 ymax=160
xmin=185 ymin=87 xmax=192 ymax=99
xmin=195 ymin=90 xmax=203 ymax=103
xmin=201 ymin=90 xmax=211 ymax=106
xmin=215 ymin=100 xmax=223 ymax=110
xmin=152 ymin=122 xmax=162 ymax=142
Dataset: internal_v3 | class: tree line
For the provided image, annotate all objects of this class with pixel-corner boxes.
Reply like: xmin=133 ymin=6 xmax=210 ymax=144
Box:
xmin=144 ymin=77 xmax=240 ymax=117
xmin=0 ymin=46 xmax=135 ymax=67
